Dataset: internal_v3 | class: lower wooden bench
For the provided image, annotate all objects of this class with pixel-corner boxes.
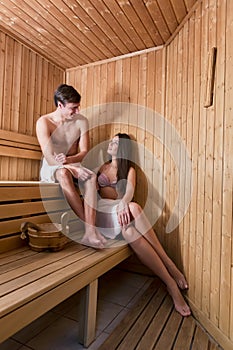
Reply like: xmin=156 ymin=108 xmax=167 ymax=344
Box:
xmin=98 ymin=279 xmax=222 ymax=350
xmin=0 ymin=181 xmax=132 ymax=347
xmin=0 ymin=241 xmax=132 ymax=347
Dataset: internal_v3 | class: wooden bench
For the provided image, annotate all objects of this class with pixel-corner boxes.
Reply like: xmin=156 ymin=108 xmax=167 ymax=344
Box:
xmin=98 ymin=279 xmax=222 ymax=350
xmin=0 ymin=182 xmax=132 ymax=347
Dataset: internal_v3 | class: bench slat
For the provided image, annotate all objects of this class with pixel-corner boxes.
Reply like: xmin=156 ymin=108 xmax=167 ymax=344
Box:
xmin=0 ymin=184 xmax=62 ymax=201
xmin=0 ymin=247 xmax=96 ymax=297
xmin=0 ymin=245 xmax=131 ymax=318
xmin=0 ymin=199 xmax=69 ymax=219
xmin=0 ymin=243 xmax=84 ymax=280
xmin=0 ymin=145 xmax=41 ymax=160
xmin=0 ymin=139 xmax=41 ymax=151
xmin=0 ymin=129 xmax=39 ymax=146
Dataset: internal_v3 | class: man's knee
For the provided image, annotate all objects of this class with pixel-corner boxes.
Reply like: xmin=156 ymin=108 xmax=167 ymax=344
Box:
xmin=55 ymin=168 xmax=73 ymax=185
xmin=85 ymin=172 xmax=97 ymax=186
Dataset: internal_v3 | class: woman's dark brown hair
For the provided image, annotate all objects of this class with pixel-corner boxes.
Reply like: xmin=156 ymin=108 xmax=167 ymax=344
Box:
xmin=115 ymin=133 xmax=132 ymax=194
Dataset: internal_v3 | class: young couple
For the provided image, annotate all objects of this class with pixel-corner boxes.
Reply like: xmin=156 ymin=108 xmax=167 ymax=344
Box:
xmin=36 ymin=84 xmax=191 ymax=317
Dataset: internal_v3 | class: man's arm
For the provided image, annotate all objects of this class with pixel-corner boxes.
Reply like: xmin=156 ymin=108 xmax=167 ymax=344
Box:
xmin=36 ymin=117 xmax=58 ymax=165
xmin=64 ymin=118 xmax=90 ymax=164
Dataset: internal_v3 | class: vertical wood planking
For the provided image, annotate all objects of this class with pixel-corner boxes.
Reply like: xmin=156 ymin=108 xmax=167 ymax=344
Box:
xmin=153 ymin=49 xmax=166 ymax=245
xmin=121 ymin=57 xmax=131 ymax=135
xmin=0 ymin=29 xmax=64 ymax=180
xmin=183 ymin=16 xmax=194 ymax=285
xmin=145 ymin=51 xmax=155 ymax=224
xmin=137 ymin=53 xmax=147 ymax=208
xmin=188 ymin=5 xmax=202 ymax=302
xmin=99 ymin=63 xmax=108 ymax=144
xmin=179 ymin=18 xmax=189 ymax=276
xmin=195 ymin=0 xmax=207 ymax=309
xmin=202 ymin=0 xmax=215 ymax=317
xmin=221 ymin=0 xmax=232 ymax=338
xmin=113 ymin=59 xmax=123 ymax=137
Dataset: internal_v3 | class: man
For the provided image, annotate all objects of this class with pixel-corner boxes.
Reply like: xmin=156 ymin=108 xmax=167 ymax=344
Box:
xmin=36 ymin=84 xmax=105 ymax=248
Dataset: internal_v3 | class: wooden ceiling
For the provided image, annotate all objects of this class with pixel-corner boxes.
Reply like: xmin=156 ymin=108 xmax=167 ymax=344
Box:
xmin=0 ymin=0 xmax=198 ymax=69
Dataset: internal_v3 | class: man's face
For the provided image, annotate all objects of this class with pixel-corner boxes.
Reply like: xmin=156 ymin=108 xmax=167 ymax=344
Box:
xmin=58 ymin=101 xmax=80 ymax=118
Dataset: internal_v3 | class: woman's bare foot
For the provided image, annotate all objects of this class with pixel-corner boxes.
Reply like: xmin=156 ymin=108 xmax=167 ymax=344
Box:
xmin=167 ymin=263 xmax=188 ymax=290
xmin=167 ymin=281 xmax=191 ymax=317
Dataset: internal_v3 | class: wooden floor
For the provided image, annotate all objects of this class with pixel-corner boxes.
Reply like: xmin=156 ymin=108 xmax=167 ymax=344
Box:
xmin=98 ymin=278 xmax=222 ymax=350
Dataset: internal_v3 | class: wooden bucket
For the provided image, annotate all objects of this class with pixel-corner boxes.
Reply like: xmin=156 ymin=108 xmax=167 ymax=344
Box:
xmin=20 ymin=212 xmax=69 ymax=252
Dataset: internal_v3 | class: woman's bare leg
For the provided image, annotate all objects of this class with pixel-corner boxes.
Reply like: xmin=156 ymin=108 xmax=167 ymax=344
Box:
xmin=122 ymin=226 xmax=191 ymax=317
xmin=128 ymin=202 xmax=188 ymax=290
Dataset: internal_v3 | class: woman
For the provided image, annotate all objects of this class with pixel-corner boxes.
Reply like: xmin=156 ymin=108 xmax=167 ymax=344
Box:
xmin=90 ymin=133 xmax=191 ymax=317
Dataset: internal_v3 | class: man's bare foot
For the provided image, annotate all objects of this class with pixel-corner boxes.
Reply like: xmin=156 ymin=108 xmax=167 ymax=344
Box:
xmin=167 ymin=264 xmax=188 ymax=290
xmin=167 ymin=282 xmax=191 ymax=317
xmin=81 ymin=231 xmax=105 ymax=249
xmin=96 ymin=231 xmax=107 ymax=245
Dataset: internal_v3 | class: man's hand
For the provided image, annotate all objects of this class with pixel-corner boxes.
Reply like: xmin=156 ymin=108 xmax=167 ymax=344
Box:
xmin=54 ymin=153 xmax=67 ymax=164
xmin=76 ymin=167 xmax=94 ymax=181
xmin=63 ymin=164 xmax=94 ymax=181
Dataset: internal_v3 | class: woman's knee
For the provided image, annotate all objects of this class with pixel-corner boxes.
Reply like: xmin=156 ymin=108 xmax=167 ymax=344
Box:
xmin=122 ymin=225 xmax=140 ymax=243
xmin=128 ymin=202 xmax=142 ymax=217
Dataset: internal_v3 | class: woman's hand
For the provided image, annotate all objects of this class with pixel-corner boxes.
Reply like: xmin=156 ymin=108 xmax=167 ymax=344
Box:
xmin=117 ymin=200 xmax=130 ymax=227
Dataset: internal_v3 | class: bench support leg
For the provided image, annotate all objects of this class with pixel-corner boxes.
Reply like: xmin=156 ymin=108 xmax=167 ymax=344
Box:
xmin=78 ymin=279 xmax=98 ymax=347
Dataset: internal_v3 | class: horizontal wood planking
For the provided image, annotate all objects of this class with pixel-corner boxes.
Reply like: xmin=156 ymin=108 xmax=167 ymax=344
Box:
xmin=0 ymin=183 xmax=70 ymax=254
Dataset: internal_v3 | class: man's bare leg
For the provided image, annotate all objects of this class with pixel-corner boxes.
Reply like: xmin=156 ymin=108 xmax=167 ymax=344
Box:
xmin=56 ymin=168 xmax=85 ymax=221
xmin=81 ymin=173 xmax=106 ymax=248
xmin=56 ymin=168 xmax=106 ymax=248
xmin=56 ymin=165 xmax=106 ymax=249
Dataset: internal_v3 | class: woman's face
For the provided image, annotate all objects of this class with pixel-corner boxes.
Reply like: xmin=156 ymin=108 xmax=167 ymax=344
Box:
xmin=107 ymin=136 xmax=119 ymax=157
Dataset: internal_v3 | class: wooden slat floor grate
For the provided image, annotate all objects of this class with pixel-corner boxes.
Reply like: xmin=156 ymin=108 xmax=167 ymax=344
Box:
xmin=98 ymin=278 xmax=222 ymax=350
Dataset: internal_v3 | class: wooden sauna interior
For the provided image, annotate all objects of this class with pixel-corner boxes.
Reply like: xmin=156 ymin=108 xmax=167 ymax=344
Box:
xmin=0 ymin=0 xmax=232 ymax=349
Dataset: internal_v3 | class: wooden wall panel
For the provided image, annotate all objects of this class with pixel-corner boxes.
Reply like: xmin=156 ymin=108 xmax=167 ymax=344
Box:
xmin=66 ymin=1 xmax=232 ymax=348
xmin=0 ymin=0 xmax=231 ymax=348
xmin=0 ymin=30 xmax=64 ymax=180
xmin=66 ymin=49 xmax=165 ymax=214
xmin=165 ymin=0 xmax=232 ymax=349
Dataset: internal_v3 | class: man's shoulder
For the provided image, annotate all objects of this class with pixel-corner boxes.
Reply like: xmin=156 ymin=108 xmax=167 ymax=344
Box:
xmin=74 ymin=113 xmax=88 ymax=122
xmin=38 ymin=112 xmax=53 ymax=121
xmin=73 ymin=113 xmax=89 ymax=126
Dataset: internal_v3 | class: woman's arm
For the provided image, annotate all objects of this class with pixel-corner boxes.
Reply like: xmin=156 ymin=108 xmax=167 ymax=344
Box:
xmin=117 ymin=167 xmax=136 ymax=227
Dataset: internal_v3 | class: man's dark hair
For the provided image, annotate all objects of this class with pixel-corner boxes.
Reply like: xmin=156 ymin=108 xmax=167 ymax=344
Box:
xmin=54 ymin=84 xmax=81 ymax=107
